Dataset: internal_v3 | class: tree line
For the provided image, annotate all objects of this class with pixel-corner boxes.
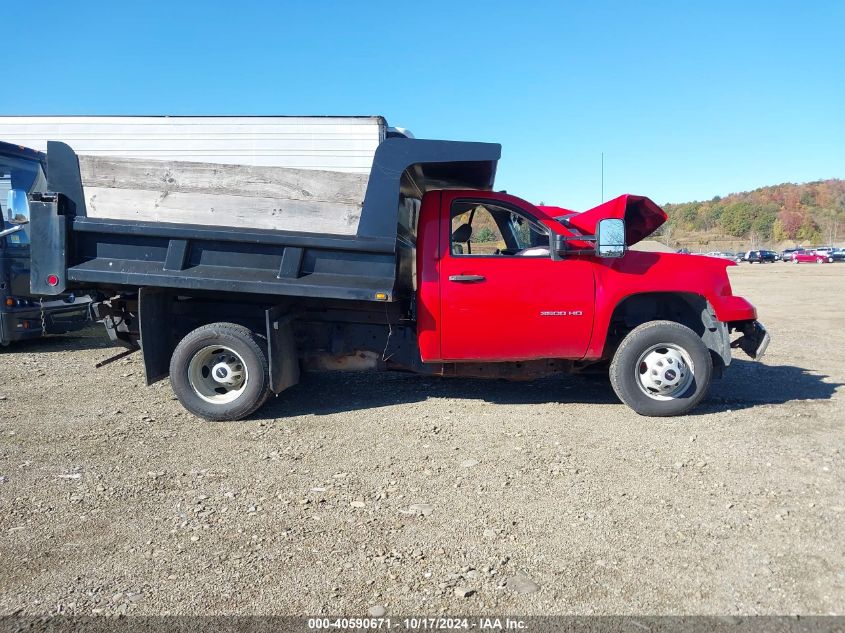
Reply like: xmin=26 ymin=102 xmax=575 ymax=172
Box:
xmin=662 ymin=179 xmax=845 ymax=245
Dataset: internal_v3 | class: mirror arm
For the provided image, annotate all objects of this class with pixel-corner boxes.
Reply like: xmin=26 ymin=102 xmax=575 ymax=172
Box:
xmin=557 ymin=235 xmax=596 ymax=243
xmin=554 ymin=232 xmax=598 ymax=258
xmin=0 ymin=224 xmax=25 ymax=238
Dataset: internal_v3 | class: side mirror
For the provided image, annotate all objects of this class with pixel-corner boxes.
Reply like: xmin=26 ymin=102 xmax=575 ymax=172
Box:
xmin=596 ymin=218 xmax=626 ymax=258
xmin=6 ymin=189 xmax=30 ymax=225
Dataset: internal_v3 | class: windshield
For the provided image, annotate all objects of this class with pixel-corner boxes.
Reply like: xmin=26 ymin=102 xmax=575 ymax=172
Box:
xmin=1 ymin=154 xmax=46 ymax=246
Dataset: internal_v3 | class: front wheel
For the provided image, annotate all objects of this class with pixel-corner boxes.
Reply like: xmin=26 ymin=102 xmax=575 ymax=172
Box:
xmin=170 ymin=322 xmax=271 ymax=421
xmin=609 ymin=321 xmax=713 ymax=416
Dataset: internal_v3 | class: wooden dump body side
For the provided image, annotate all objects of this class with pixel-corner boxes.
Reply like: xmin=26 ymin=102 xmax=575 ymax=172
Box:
xmin=77 ymin=155 xmax=370 ymax=236
xmin=30 ymin=138 xmax=501 ymax=303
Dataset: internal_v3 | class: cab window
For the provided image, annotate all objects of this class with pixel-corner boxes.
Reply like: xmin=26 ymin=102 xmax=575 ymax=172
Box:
xmin=450 ymin=200 xmax=549 ymax=257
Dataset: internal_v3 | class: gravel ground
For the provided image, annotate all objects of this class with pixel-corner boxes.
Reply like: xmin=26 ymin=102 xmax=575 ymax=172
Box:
xmin=1 ymin=264 xmax=843 ymax=616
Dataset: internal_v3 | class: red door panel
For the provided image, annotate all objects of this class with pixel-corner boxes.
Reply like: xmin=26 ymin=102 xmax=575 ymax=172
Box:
xmin=437 ymin=192 xmax=595 ymax=361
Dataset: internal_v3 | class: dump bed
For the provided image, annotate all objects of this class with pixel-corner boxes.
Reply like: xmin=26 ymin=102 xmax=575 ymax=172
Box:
xmin=2 ymin=115 xmax=389 ymax=237
xmin=29 ymin=135 xmax=501 ymax=303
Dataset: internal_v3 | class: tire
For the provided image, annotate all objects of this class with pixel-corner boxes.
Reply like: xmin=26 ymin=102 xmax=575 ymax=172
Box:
xmin=170 ymin=322 xmax=271 ymax=421
xmin=817 ymin=258 xmax=824 ymax=264
xmin=609 ymin=320 xmax=713 ymax=417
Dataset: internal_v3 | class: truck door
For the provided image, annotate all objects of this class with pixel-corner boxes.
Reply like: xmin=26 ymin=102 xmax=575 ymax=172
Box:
xmin=438 ymin=192 xmax=595 ymax=361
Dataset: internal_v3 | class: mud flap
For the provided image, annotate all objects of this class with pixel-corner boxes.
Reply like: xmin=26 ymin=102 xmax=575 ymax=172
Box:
xmin=266 ymin=307 xmax=300 ymax=394
xmin=138 ymin=288 xmax=175 ymax=384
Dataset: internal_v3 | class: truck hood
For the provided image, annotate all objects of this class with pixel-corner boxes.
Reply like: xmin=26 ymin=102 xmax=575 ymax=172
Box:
xmin=542 ymin=195 xmax=667 ymax=246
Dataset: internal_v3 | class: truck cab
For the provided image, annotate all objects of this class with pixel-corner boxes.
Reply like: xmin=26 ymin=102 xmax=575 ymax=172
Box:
xmin=0 ymin=142 xmax=91 ymax=345
xmin=413 ymin=189 xmax=768 ymax=415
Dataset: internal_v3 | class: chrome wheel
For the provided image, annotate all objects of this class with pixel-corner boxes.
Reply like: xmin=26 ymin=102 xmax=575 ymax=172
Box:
xmin=187 ymin=345 xmax=249 ymax=404
xmin=635 ymin=343 xmax=695 ymax=401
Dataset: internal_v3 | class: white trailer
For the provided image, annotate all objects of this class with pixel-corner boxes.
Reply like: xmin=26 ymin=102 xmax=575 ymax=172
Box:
xmin=0 ymin=116 xmax=405 ymax=234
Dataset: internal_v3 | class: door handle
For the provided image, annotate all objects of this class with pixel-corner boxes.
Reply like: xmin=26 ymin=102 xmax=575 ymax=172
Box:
xmin=448 ymin=274 xmax=486 ymax=283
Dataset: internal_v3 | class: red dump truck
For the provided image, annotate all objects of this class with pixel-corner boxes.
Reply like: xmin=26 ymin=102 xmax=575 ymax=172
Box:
xmin=25 ymin=122 xmax=768 ymax=420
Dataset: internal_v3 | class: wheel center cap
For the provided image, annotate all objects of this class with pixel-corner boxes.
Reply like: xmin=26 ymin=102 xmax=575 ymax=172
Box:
xmin=664 ymin=368 xmax=677 ymax=382
xmin=212 ymin=362 xmax=231 ymax=383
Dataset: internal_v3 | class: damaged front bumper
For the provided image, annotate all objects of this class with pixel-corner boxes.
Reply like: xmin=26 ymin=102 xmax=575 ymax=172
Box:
xmin=730 ymin=320 xmax=770 ymax=361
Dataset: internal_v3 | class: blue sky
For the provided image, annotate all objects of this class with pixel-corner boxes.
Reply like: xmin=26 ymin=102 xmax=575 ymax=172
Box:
xmin=6 ymin=1 xmax=844 ymax=210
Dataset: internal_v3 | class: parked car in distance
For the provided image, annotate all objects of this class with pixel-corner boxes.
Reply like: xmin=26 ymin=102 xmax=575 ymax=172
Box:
xmin=791 ymin=249 xmax=834 ymax=264
xmin=781 ymin=247 xmax=805 ymax=261
xmin=702 ymin=251 xmax=736 ymax=260
xmin=813 ymin=247 xmax=845 ymax=262
xmin=739 ymin=250 xmax=778 ymax=263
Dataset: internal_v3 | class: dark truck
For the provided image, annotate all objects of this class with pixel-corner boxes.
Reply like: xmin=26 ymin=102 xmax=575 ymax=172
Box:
xmin=0 ymin=142 xmax=90 ymax=346
xmin=28 ymin=137 xmax=768 ymax=419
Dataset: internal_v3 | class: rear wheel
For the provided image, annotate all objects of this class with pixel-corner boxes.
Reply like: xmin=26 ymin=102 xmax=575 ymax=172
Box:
xmin=609 ymin=321 xmax=713 ymax=417
xmin=817 ymin=257 xmax=824 ymax=264
xmin=170 ymin=322 xmax=271 ymax=421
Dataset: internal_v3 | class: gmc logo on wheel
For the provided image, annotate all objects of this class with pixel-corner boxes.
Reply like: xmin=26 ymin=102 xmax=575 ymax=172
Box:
xmin=540 ymin=310 xmax=583 ymax=317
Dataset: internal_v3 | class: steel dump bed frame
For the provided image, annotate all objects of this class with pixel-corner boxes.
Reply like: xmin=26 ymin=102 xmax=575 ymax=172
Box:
xmin=30 ymin=138 xmax=501 ymax=302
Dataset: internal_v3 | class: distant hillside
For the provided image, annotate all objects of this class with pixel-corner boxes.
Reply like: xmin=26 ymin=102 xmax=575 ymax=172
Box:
xmin=660 ymin=179 xmax=845 ymax=249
